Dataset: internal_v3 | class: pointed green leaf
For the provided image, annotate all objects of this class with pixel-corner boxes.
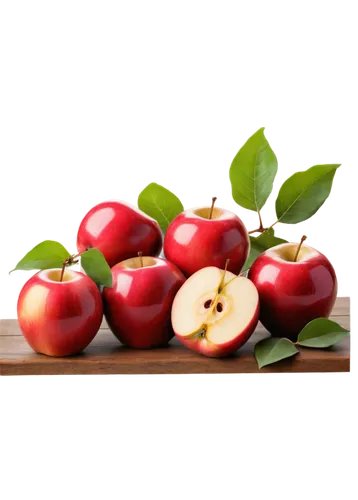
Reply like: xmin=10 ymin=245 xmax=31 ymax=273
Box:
xmin=254 ymin=337 xmax=299 ymax=369
xmin=297 ymin=318 xmax=349 ymax=348
xmin=229 ymin=127 xmax=278 ymax=212
xmin=138 ymin=182 xmax=184 ymax=232
xmin=10 ymin=240 xmax=71 ymax=273
xmin=276 ymin=164 xmax=340 ymax=224
xmin=81 ymin=248 xmax=113 ymax=288
xmin=243 ymin=229 xmax=287 ymax=271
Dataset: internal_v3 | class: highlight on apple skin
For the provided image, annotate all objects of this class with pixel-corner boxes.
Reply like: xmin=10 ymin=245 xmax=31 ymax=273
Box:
xmin=17 ymin=269 xmax=103 ymax=356
xmin=171 ymin=266 xmax=260 ymax=357
xmin=77 ymin=200 xmax=163 ymax=268
xmin=103 ymin=256 xmax=186 ymax=349
xmin=163 ymin=204 xmax=250 ymax=277
xmin=248 ymin=242 xmax=338 ymax=340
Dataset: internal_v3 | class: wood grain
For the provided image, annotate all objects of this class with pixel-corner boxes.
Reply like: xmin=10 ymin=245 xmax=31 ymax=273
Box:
xmin=0 ymin=298 xmax=350 ymax=375
xmin=326 ymin=297 xmax=350 ymax=316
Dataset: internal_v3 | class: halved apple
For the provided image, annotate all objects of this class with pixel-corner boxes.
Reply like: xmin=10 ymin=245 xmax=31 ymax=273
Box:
xmin=171 ymin=266 xmax=260 ymax=357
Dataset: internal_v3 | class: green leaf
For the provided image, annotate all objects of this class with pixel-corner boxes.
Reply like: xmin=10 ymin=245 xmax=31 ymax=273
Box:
xmin=10 ymin=240 xmax=71 ymax=273
xmin=138 ymin=182 xmax=184 ymax=232
xmin=243 ymin=229 xmax=287 ymax=271
xmin=229 ymin=127 xmax=278 ymax=212
xmin=276 ymin=164 xmax=340 ymax=224
xmin=297 ymin=318 xmax=349 ymax=348
xmin=255 ymin=338 xmax=299 ymax=369
xmin=81 ymin=248 xmax=113 ymax=288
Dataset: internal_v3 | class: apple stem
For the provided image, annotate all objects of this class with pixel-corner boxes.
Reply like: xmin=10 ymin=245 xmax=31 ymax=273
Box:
xmin=248 ymin=215 xmax=280 ymax=234
xmin=249 ymin=214 xmax=266 ymax=234
xmin=293 ymin=235 xmax=307 ymax=262
xmin=218 ymin=258 xmax=230 ymax=292
xmin=60 ymin=261 xmax=67 ymax=282
xmin=138 ymin=251 xmax=144 ymax=268
xmin=209 ymin=197 xmax=217 ymax=219
xmin=60 ymin=252 xmax=82 ymax=282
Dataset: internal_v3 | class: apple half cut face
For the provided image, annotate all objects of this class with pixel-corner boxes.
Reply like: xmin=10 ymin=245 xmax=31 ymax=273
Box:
xmin=171 ymin=266 xmax=260 ymax=357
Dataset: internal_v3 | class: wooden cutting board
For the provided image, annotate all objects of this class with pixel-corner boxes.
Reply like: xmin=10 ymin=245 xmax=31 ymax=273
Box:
xmin=0 ymin=297 xmax=350 ymax=375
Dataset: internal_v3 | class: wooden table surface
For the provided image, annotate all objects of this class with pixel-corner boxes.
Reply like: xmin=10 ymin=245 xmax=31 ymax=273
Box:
xmin=0 ymin=297 xmax=350 ymax=375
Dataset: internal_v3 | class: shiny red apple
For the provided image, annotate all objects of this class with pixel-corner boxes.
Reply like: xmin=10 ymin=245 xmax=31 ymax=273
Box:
xmin=17 ymin=269 xmax=103 ymax=356
xmin=163 ymin=199 xmax=249 ymax=277
xmin=77 ymin=200 xmax=162 ymax=268
xmin=103 ymin=256 xmax=185 ymax=348
xmin=249 ymin=241 xmax=337 ymax=340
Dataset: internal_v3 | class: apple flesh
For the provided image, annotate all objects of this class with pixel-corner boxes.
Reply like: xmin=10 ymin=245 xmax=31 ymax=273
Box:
xmin=103 ymin=256 xmax=185 ymax=349
xmin=164 ymin=205 xmax=249 ymax=277
xmin=77 ymin=200 xmax=162 ymax=268
xmin=172 ymin=266 xmax=259 ymax=357
xmin=17 ymin=269 xmax=103 ymax=356
xmin=249 ymin=242 xmax=338 ymax=340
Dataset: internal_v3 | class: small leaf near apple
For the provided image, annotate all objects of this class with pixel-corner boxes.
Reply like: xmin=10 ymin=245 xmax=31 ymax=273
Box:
xmin=10 ymin=240 xmax=71 ymax=273
xmin=81 ymin=248 xmax=113 ymax=288
xmin=254 ymin=337 xmax=299 ymax=369
xmin=138 ymin=182 xmax=184 ymax=232
xmin=229 ymin=127 xmax=278 ymax=212
xmin=296 ymin=318 xmax=349 ymax=348
xmin=275 ymin=164 xmax=340 ymax=224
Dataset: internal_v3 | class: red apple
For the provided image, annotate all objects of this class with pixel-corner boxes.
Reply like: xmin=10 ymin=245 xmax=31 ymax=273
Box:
xmin=172 ymin=266 xmax=260 ymax=357
xmin=103 ymin=256 xmax=185 ymax=349
xmin=77 ymin=200 xmax=162 ymax=268
xmin=17 ymin=269 xmax=103 ymax=356
xmin=164 ymin=200 xmax=249 ymax=277
xmin=249 ymin=241 xmax=338 ymax=340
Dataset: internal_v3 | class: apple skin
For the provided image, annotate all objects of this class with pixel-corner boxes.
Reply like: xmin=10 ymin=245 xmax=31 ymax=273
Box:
xmin=17 ymin=269 xmax=103 ymax=356
xmin=77 ymin=200 xmax=162 ymax=268
xmin=175 ymin=308 xmax=260 ymax=358
xmin=248 ymin=245 xmax=337 ymax=340
xmin=163 ymin=207 xmax=249 ymax=277
xmin=103 ymin=257 xmax=185 ymax=349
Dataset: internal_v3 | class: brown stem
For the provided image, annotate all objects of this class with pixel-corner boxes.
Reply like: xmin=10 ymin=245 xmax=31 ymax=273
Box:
xmin=209 ymin=197 xmax=217 ymax=219
xmin=293 ymin=235 xmax=307 ymax=262
xmin=248 ymin=211 xmax=268 ymax=234
xmin=60 ymin=257 xmax=71 ymax=282
xmin=248 ymin=215 xmax=280 ymax=234
xmin=138 ymin=251 xmax=144 ymax=268
xmin=256 ymin=214 xmax=265 ymax=229
xmin=60 ymin=252 xmax=84 ymax=282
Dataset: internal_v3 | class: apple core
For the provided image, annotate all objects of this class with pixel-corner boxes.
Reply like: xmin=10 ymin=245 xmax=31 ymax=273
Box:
xmin=172 ymin=266 xmax=260 ymax=356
